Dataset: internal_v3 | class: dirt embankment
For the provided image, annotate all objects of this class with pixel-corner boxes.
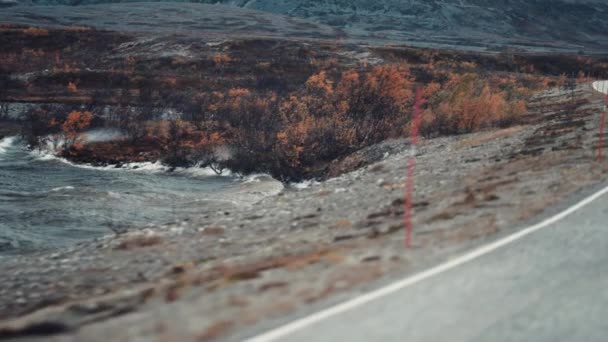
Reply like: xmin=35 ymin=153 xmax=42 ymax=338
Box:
xmin=0 ymin=83 xmax=606 ymax=341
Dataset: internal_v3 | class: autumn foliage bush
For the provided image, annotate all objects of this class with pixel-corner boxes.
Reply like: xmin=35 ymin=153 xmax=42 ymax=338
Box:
xmin=210 ymin=65 xmax=538 ymax=180
xmin=20 ymin=108 xmax=92 ymax=153
xmin=21 ymin=106 xmax=58 ymax=148
xmin=12 ymin=38 xmax=549 ymax=181
xmin=420 ymin=73 xmax=528 ymax=137
xmin=144 ymin=115 xmax=226 ymax=169
xmin=5 ymin=25 xmax=595 ymax=181
xmin=37 ymin=63 xmax=538 ymax=181
xmin=270 ymin=65 xmax=414 ymax=172
xmin=61 ymin=110 xmax=93 ymax=153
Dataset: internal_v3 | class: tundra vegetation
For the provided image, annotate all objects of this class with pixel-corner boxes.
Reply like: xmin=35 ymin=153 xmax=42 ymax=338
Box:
xmin=1 ymin=25 xmax=606 ymax=181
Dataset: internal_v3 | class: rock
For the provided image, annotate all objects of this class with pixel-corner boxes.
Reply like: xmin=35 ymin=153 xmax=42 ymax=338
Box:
xmin=201 ymin=226 xmax=225 ymax=236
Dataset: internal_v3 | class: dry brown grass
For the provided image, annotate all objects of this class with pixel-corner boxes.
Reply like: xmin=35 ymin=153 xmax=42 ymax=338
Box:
xmin=22 ymin=27 xmax=49 ymax=37
xmin=115 ymin=233 xmax=163 ymax=250
xmin=197 ymin=321 xmax=234 ymax=342
xmin=455 ymin=126 xmax=526 ymax=150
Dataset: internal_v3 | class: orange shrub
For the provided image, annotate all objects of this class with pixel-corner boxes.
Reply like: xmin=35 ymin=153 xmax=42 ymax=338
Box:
xmin=165 ymin=77 xmax=178 ymax=87
xmin=306 ymin=71 xmax=334 ymax=96
xmin=63 ymin=110 xmax=93 ymax=133
xmin=269 ymin=65 xmax=414 ymax=170
xmin=23 ymin=27 xmax=49 ymax=37
xmin=62 ymin=111 xmax=93 ymax=151
xmin=213 ymin=54 xmax=231 ymax=67
xmin=420 ymin=73 xmax=530 ymax=136
xmin=64 ymin=26 xmax=91 ymax=32
xmin=67 ymin=82 xmax=78 ymax=93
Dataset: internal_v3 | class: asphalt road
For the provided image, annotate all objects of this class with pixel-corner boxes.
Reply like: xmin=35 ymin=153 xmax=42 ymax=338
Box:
xmin=248 ymin=186 xmax=608 ymax=342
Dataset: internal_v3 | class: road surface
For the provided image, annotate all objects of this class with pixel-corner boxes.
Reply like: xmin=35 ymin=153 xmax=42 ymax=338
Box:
xmin=247 ymin=184 xmax=608 ymax=342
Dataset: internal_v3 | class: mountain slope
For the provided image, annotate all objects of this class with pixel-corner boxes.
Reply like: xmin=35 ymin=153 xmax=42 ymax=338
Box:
xmin=0 ymin=2 xmax=344 ymax=41
xmin=236 ymin=0 xmax=608 ymax=52
xmin=10 ymin=0 xmax=608 ymax=52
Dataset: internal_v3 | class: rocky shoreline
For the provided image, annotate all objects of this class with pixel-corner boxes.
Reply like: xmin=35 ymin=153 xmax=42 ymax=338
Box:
xmin=1 ymin=84 xmax=607 ymax=341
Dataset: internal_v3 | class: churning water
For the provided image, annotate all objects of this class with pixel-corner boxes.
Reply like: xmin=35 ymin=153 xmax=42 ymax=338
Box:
xmin=0 ymin=136 xmax=282 ymax=256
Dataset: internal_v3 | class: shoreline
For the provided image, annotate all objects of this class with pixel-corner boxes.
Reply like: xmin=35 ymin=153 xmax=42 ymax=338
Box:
xmin=0 ymin=135 xmax=285 ymax=259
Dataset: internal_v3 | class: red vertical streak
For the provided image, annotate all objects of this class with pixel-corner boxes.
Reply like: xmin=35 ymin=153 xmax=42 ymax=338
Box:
xmin=599 ymin=94 xmax=608 ymax=162
xmin=405 ymin=88 xmax=423 ymax=248
xmin=404 ymin=158 xmax=416 ymax=248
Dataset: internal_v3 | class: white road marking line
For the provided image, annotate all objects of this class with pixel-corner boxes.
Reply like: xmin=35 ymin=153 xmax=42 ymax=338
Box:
xmin=592 ymin=80 xmax=608 ymax=95
xmin=247 ymin=184 xmax=608 ymax=342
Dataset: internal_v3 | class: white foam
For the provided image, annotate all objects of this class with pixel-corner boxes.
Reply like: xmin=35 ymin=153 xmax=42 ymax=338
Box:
xmin=242 ymin=174 xmax=284 ymax=196
xmin=116 ymin=161 xmax=167 ymax=172
xmin=242 ymin=173 xmax=273 ymax=183
xmin=107 ymin=191 xmax=121 ymax=198
xmin=0 ymin=136 xmax=17 ymax=156
xmin=30 ymin=149 xmax=61 ymax=162
xmin=173 ymin=165 xmax=233 ymax=178
xmin=50 ymin=186 xmax=75 ymax=192
xmin=29 ymin=147 xmax=238 ymax=179
xmin=28 ymin=146 xmax=167 ymax=173
xmin=291 ymin=179 xmax=320 ymax=190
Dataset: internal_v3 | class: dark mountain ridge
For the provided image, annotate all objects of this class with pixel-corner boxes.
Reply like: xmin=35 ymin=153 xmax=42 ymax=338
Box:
xmin=9 ymin=0 xmax=608 ymax=52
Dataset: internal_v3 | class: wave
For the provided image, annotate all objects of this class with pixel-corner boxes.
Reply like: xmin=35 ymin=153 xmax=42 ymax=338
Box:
xmin=0 ymin=136 xmax=17 ymax=157
xmin=18 ymin=134 xmax=275 ymax=182
xmin=291 ymin=179 xmax=320 ymax=190
xmin=21 ymin=138 xmax=284 ymax=194
xmin=241 ymin=173 xmax=273 ymax=183
xmin=172 ymin=164 xmax=233 ymax=178
xmin=235 ymin=173 xmax=284 ymax=200
xmin=29 ymin=147 xmax=238 ymax=179
xmin=32 ymin=150 xmax=169 ymax=173
xmin=30 ymin=149 xmax=60 ymax=162
xmin=1 ymin=186 xmax=75 ymax=200
xmin=50 ymin=186 xmax=75 ymax=192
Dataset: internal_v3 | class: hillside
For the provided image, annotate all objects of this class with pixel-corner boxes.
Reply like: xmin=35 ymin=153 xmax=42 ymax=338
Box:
xmin=10 ymin=0 xmax=608 ymax=52
xmin=0 ymin=3 xmax=344 ymax=41
xmin=3 ymin=1 xmax=608 ymax=340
